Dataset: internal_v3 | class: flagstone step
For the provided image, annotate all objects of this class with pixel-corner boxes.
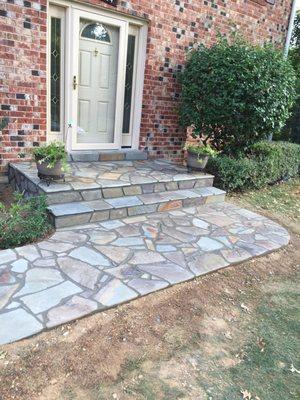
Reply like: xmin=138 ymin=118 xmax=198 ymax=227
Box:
xmin=48 ymin=187 xmax=226 ymax=228
xmin=8 ymin=161 xmax=215 ymax=205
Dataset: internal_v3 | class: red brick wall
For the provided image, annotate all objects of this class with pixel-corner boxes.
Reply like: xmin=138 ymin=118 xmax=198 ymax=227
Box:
xmin=0 ymin=0 xmax=292 ymax=172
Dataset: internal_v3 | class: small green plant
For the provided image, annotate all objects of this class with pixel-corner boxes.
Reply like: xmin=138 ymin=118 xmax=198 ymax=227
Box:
xmin=185 ymin=144 xmax=218 ymax=157
xmin=32 ymin=141 xmax=69 ymax=171
xmin=0 ymin=193 xmax=52 ymax=249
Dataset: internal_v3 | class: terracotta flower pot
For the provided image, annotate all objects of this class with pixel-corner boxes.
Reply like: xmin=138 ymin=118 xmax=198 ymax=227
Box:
xmin=187 ymin=150 xmax=209 ymax=171
xmin=36 ymin=160 xmax=65 ymax=181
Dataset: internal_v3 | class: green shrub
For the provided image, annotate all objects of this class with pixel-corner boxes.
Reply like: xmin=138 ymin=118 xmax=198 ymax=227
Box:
xmin=206 ymin=141 xmax=300 ymax=192
xmin=179 ymin=37 xmax=296 ymax=154
xmin=0 ymin=193 xmax=52 ymax=250
xmin=281 ymin=12 xmax=300 ymax=143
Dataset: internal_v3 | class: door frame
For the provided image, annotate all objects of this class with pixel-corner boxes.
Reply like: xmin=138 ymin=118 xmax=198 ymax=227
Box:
xmin=47 ymin=1 xmax=148 ymax=151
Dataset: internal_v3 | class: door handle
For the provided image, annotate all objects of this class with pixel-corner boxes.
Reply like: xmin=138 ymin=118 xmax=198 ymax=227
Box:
xmin=73 ymin=75 xmax=77 ymax=90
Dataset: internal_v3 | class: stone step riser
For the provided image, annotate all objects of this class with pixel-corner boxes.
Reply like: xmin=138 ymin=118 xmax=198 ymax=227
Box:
xmin=45 ymin=176 xmax=215 ymax=205
xmin=8 ymin=165 xmax=214 ymax=204
xmin=49 ymin=192 xmax=225 ymax=229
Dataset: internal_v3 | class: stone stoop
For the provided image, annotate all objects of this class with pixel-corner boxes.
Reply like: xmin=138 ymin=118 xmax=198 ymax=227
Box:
xmin=8 ymin=159 xmax=226 ymax=229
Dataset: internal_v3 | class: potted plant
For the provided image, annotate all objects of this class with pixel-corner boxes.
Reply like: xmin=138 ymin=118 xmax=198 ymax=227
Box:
xmin=185 ymin=144 xmax=218 ymax=171
xmin=32 ymin=142 xmax=69 ymax=182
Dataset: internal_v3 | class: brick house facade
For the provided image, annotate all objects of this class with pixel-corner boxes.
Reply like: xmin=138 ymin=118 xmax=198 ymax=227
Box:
xmin=0 ymin=0 xmax=293 ymax=173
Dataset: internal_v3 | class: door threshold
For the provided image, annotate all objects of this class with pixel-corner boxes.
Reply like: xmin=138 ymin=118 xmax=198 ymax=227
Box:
xmin=69 ymin=149 xmax=148 ymax=162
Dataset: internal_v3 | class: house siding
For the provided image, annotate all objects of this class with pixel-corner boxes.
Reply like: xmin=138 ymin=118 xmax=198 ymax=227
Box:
xmin=0 ymin=0 xmax=292 ymax=172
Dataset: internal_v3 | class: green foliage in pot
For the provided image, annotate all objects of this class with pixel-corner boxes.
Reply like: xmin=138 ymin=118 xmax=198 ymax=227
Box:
xmin=32 ymin=142 xmax=69 ymax=171
xmin=179 ymin=36 xmax=297 ymax=155
xmin=186 ymin=144 xmax=218 ymax=157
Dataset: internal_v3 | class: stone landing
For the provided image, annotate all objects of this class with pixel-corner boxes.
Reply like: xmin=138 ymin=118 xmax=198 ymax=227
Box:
xmin=8 ymin=160 xmax=224 ymax=228
xmin=0 ymin=202 xmax=289 ymax=345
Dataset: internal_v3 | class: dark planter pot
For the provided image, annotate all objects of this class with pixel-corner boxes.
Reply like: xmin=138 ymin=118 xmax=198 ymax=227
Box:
xmin=187 ymin=150 xmax=209 ymax=171
xmin=36 ymin=160 xmax=65 ymax=181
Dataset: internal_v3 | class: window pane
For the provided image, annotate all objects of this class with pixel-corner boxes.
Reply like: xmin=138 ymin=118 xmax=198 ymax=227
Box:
xmin=81 ymin=23 xmax=110 ymax=42
xmin=122 ymin=35 xmax=135 ymax=134
xmin=50 ymin=17 xmax=61 ymax=132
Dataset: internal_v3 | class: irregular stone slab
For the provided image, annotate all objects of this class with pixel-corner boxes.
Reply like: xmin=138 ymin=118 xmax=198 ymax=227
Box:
xmin=255 ymin=240 xmax=281 ymax=251
xmin=188 ymin=253 xmax=229 ymax=275
xmin=11 ymin=259 xmax=28 ymax=273
xmin=129 ymin=251 xmax=165 ymax=265
xmin=139 ymin=262 xmax=193 ymax=284
xmin=237 ymin=241 xmax=268 ymax=256
xmin=48 ymin=202 xmax=92 ymax=216
xmin=107 ymin=265 xmax=141 ymax=280
xmin=177 ymin=226 xmax=209 ymax=236
xmin=38 ymin=241 xmax=75 ymax=253
xmin=197 ymin=237 xmax=224 ymax=251
xmin=50 ymin=231 xmax=87 ymax=243
xmin=57 ymin=257 xmax=100 ymax=289
xmin=0 ymin=249 xmax=16 ymax=265
xmin=123 ymin=215 xmax=147 ymax=224
xmin=142 ymin=225 xmax=159 ymax=239
xmin=128 ymin=278 xmax=168 ymax=295
xmin=213 ymin=236 xmax=233 ymax=249
xmin=17 ymin=268 xmax=64 ymax=296
xmin=162 ymin=226 xmax=196 ymax=243
xmin=21 ymin=281 xmax=82 ymax=314
xmin=89 ymin=231 xmax=117 ymax=245
xmin=0 ymin=309 xmax=43 ymax=345
xmin=156 ymin=245 xmax=177 ymax=252
xmin=112 ymin=237 xmax=144 ymax=247
xmin=164 ymin=251 xmax=187 ymax=268
xmin=116 ymin=224 xmax=141 ymax=237
xmin=221 ymin=248 xmax=252 ymax=264
xmin=84 ymin=199 xmax=112 ymax=211
xmin=69 ymin=246 xmax=110 ymax=267
xmin=91 ymin=210 xmax=110 ymax=222
xmin=200 ymin=213 xmax=236 ymax=227
xmin=94 ymin=279 xmax=137 ymax=307
xmin=41 ymin=250 xmax=54 ymax=258
xmin=105 ymin=196 xmax=142 ymax=209
xmin=100 ymin=220 xmax=125 ymax=229
xmin=0 ymin=269 xmax=15 ymax=284
xmin=0 ymin=284 xmax=19 ymax=308
xmin=158 ymin=200 xmax=183 ymax=212
xmin=6 ymin=301 xmax=20 ymax=310
xmin=192 ymin=218 xmax=210 ymax=229
xmin=15 ymin=245 xmax=40 ymax=262
xmin=33 ymin=258 xmax=57 ymax=267
xmin=95 ymin=246 xmax=131 ymax=264
xmin=46 ymin=295 xmax=98 ymax=328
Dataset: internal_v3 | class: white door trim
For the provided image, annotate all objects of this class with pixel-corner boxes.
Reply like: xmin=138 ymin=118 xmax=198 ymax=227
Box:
xmin=48 ymin=1 xmax=148 ymax=152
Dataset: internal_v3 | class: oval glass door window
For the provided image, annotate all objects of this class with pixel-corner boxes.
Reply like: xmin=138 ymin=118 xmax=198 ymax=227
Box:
xmin=81 ymin=23 xmax=110 ymax=42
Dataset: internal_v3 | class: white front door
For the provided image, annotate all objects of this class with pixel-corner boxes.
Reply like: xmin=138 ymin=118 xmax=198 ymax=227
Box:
xmin=78 ymin=22 xmax=119 ymax=144
xmin=71 ymin=10 xmax=127 ymax=150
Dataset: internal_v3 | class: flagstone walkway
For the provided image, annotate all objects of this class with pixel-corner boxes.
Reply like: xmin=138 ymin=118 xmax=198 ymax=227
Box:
xmin=0 ymin=202 xmax=289 ymax=345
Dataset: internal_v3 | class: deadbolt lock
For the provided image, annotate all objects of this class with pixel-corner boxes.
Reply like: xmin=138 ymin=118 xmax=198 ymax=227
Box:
xmin=73 ymin=76 xmax=77 ymax=90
